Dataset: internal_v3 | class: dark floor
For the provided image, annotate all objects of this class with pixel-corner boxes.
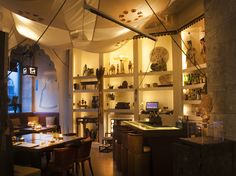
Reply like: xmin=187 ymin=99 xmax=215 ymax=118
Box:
xmin=82 ymin=142 xmax=121 ymax=176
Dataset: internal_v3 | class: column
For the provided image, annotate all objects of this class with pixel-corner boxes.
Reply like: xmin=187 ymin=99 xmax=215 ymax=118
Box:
xmin=0 ymin=31 xmax=13 ymax=176
xmin=204 ymin=0 xmax=236 ymax=140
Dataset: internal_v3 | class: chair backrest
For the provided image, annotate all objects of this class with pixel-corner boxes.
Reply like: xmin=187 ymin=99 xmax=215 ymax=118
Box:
xmin=53 ymin=147 xmax=76 ymax=168
xmin=76 ymin=138 xmax=93 ymax=160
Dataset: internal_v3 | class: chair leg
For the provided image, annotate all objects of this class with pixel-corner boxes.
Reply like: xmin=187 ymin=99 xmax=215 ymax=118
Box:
xmin=76 ymin=162 xmax=80 ymax=176
xmin=88 ymin=158 xmax=94 ymax=176
xmin=81 ymin=161 xmax=85 ymax=176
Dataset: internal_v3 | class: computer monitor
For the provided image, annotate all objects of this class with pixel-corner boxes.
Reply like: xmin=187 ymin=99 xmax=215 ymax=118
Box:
xmin=146 ymin=102 xmax=159 ymax=112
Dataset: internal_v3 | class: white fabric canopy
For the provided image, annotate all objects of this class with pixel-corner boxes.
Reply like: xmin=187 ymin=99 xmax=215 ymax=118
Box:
xmin=0 ymin=0 xmax=173 ymax=52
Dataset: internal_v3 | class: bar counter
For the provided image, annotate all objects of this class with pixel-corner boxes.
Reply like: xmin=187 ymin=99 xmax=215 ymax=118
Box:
xmin=115 ymin=121 xmax=185 ymax=176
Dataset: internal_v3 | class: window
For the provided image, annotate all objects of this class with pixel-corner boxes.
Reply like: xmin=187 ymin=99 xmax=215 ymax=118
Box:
xmin=8 ymin=64 xmax=20 ymax=113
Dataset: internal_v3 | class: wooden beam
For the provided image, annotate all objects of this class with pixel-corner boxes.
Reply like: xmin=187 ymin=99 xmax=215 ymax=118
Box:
xmin=0 ymin=31 xmax=14 ymax=176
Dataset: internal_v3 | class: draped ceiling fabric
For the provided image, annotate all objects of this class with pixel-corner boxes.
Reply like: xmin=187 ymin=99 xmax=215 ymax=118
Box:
xmin=0 ymin=0 xmax=175 ymax=52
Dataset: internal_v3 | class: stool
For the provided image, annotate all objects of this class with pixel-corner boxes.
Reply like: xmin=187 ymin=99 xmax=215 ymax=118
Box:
xmin=99 ymin=132 xmax=113 ymax=153
xmin=116 ymin=125 xmax=131 ymax=171
xmin=14 ymin=165 xmax=41 ymax=176
xmin=121 ymin=129 xmax=135 ymax=176
xmin=127 ymin=133 xmax=151 ymax=176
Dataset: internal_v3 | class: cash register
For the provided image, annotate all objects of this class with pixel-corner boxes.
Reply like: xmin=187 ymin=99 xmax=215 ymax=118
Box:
xmin=141 ymin=102 xmax=159 ymax=114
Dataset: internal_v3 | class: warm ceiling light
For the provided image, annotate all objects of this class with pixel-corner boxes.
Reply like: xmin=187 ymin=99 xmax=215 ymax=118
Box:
xmin=14 ymin=14 xmax=32 ymax=24
xmin=17 ymin=26 xmax=39 ymax=41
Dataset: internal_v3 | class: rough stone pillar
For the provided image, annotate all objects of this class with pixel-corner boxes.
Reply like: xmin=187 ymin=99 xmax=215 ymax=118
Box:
xmin=204 ymin=0 xmax=236 ymax=140
xmin=0 ymin=31 xmax=13 ymax=176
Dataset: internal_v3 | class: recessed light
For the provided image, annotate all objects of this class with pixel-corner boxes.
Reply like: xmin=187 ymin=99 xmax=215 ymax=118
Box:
xmin=137 ymin=11 xmax=143 ymax=15
xmin=123 ymin=10 xmax=128 ymax=14
xmin=131 ymin=9 xmax=136 ymax=13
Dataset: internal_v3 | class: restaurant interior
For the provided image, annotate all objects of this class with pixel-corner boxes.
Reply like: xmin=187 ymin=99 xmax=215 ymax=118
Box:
xmin=0 ymin=0 xmax=236 ymax=176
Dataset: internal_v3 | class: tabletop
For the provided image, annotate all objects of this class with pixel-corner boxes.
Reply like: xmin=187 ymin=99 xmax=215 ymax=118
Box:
xmin=13 ymin=133 xmax=83 ymax=152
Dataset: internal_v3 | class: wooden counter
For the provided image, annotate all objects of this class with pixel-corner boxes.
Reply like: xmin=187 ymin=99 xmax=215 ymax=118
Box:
xmin=123 ymin=121 xmax=182 ymax=137
xmin=120 ymin=121 xmax=185 ymax=176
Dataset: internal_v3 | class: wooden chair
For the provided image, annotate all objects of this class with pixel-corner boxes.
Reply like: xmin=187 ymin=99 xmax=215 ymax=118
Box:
xmin=73 ymin=138 xmax=94 ymax=176
xmin=47 ymin=147 xmax=76 ymax=176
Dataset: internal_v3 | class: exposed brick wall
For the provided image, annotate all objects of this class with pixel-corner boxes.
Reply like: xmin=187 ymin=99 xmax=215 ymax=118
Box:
xmin=204 ymin=0 xmax=236 ymax=140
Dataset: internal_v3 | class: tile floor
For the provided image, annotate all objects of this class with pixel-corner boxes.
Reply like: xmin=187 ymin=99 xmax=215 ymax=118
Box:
xmin=82 ymin=142 xmax=121 ymax=176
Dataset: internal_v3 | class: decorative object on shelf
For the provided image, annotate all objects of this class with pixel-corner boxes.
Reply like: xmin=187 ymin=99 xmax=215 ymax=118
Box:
xmin=145 ymin=83 xmax=150 ymax=88
xmin=109 ymin=64 xmax=115 ymax=75
xmin=83 ymin=64 xmax=87 ymax=76
xmin=107 ymin=93 xmax=115 ymax=100
xmin=78 ymin=98 xmax=87 ymax=108
xmin=114 ymin=55 xmax=129 ymax=74
xmin=128 ymin=60 xmax=133 ymax=73
xmin=73 ymin=83 xmax=80 ymax=90
xmin=150 ymin=46 xmax=168 ymax=71
xmin=153 ymin=83 xmax=158 ymax=87
xmin=117 ymin=64 xmax=119 ymax=74
xmin=129 ymin=84 xmax=133 ymax=88
xmin=159 ymin=74 xmax=172 ymax=85
xmin=83 ymin=64 xmax=95 ymax=76
xmin=200 ymin=37 xmax=206 ymax=63
xmin=91 ymin=96 xmax=99 ymax=108
xmin=186 ymin=40 xmax=197 ymax=68
xmin=115 ymin=102 xmax=130 ymax=109
xmin=80 ymin=81 xmax=98 ymax=90
xmin=199 ymin=94 xmax=213 ymax=123
xmin=118 ymin=81 xmax=128 ymax=89
xmin=108 ymin=84 xmax=114 ymax=89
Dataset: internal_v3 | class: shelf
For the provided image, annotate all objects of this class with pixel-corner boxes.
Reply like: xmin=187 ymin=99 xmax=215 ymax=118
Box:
xmin=183 ymin=83 xmax=205 ymax=89
xmin=103 ymin=73 xmax=134 ymax=78
xmin=183 ymin=100 xmax=201 ymax=105
xmin=73 ymin=108 xmax=98 ymax=112
xmin=73 ymin=75 xmax=97 ymax=80
xmin=139 ymin=86 xmax=173 ymax=91
xmin=183 ymin=63 xmax=207 ymax=73
xmin=104 ymin=109 xmax=134 ymax=114
xmin=73 ymin=89 xmax=98 ymax=93
xmin=103 ymin=88 xmax=134 ymax=92
xmin=138 ymin=70 xmax=173 ymax=76
xmin=184 ymin=114 xmax=202 ymax=121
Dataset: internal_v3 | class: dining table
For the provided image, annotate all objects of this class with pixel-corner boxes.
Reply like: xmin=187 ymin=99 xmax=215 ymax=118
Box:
xmin=13 ymin=133 xmax=83 ymax=170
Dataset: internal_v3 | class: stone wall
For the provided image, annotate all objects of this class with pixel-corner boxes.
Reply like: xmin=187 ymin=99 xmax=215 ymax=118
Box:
xmin=204 ymin=0 xmax=236 ymax=140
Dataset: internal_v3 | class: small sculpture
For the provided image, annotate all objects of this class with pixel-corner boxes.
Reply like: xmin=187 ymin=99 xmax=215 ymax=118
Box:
xmin=128 ymin=60 xmax=133 ymax=73
xmin=109 ymin=64 xmax=115 ymax=74
xmin=186 ymin=40 xmax=197 ymax=67
xmin=83 ymin=64 xmax=87 ymax=76
xmin=83 ymin=64 xmax=94 ymax=76
xmin=117 ymin=64 xmax=119 ymax=74
xmin=200 ymin=38 xmax=206 ymax=63
xmin=199 ymin=94 xmax=213 ymax=123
